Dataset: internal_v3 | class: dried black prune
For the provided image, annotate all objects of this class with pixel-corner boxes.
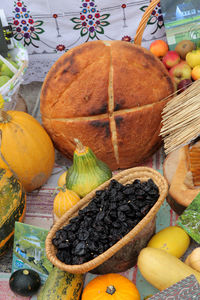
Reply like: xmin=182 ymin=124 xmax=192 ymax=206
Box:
xmin=58 ymin=241 xmax=70 ymax=249
xmin=117 ymin=211 xmax=126 ymax=222
xmin=141 ymin=204 xmax=151 ymax=215
xmin=129 ymin=202 xmax=139 ymax=211
xmin=72 ymin=256 xmax=86 ymax=265
xmin=56 ymin=249 xmax=68 ymax=262
xmin=118 ymin=204 xmax=131 ymax=213
xmin=104 ymin=214 xmax=112 ymax=225
xmin=109 ymin=210 xmax=117 ymax=219
xmin=78 ymin=229 xmax=89 ymax=241
xmin=55 ymin=229 xmax=62 ymax=239
xmin=89 ymin=231 xmax=99 ymax=242
xmin=95 ymin=211 xmax=105 ymax=222
xmin=53 ymin=176 xmax=160 ymax=266
xmin=74 ymin=241 xmax=86 ymax=256
xmin=112 ymin=221 xmax=121 ymax=228
xmin=52 ymin=238 xmax=59 ymax=247
xmin=65 ymin=255 xmax=72 ymax=264
xmin=123 ymin=186 xmax=135 ymax=195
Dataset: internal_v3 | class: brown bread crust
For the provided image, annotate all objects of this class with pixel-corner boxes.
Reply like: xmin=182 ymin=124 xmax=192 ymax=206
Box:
xmin=40 ymin=40 xmax=174 ymax=170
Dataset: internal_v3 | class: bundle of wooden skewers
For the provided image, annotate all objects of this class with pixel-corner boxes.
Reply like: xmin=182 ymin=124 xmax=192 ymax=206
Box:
xmin=160 ymin=79 xmax=200 ymax=155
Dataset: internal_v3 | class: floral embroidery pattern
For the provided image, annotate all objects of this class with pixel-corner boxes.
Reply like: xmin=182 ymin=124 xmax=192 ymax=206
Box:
xmin=10 ymin=1 xmax=44 ymax=47
xmin=71 ymin=0 xmax=110 ymax=41
xmin=121 ymin=35 xmax=132 ymax=42
xmin=140 ymin=1 xmax=164 ymax=35
xmin=56 ymin=44 xmax=66 ymax=51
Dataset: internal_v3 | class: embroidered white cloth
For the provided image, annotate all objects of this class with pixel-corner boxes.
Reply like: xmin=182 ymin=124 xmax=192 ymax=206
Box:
xmin=3 ymin=0 xmax=167 ymax=83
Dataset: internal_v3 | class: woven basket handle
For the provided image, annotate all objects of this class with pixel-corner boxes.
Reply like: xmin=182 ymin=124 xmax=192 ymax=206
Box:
xmin=134 ymin=0 xmax=160 ymax=45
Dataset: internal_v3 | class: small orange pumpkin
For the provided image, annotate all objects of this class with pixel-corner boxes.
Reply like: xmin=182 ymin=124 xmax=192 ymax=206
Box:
xmin=53 ymin=187 xmax=80 ymax=221
xmin=0 ymin=110 xmax=55 ymax=192
xmin=81 ymin=273 xmax=140 ymax=300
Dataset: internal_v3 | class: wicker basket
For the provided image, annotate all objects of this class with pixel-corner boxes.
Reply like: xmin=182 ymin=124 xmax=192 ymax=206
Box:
xmin=134 ymin=0 xmax=160 ymax=46
xmin=46 ymin=167 xmax=168 ymax=274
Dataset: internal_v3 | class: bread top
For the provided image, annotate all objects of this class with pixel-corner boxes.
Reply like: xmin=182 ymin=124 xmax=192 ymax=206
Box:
xmin=40 ymin=40 xmax=174 ymax=119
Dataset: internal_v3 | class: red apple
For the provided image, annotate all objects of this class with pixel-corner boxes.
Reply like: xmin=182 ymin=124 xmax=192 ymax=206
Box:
xmin=169 ymin=61 xmax=192 ymax=85
xmin=162 ymin=50 xmax=180 ymax=69
xmin=177 ymin=78 xmax=193 ymax=94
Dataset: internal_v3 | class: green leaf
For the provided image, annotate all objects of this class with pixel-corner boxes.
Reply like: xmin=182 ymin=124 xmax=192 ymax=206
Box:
xmin=34 ymin=20 xmax=44 ymax=27
xmin=34 ymin=27 xmax=45 ymax=34
xmin=157 ymin=23 xmax=164 ymax=29
xmin=99 ymin=14 xmax=110 ymax=20
xmin=24 ymin=38 xmax=31 ymax=46
xmin=147 ymin=16 xmax=157 ymax=25
xmin=96 ymin=26 xmax=104 ymax=34
xmin=89 ymin=31 xmax=96 ymax=39
xmin=100 ymin=21 xmax=110 ymax=27
xmin=71 ymin=17 xmax=81 ymax=24
xmin=14 ymin=33 xmax=23 ymax=41
xmin=31 ymin=32 xmax=40 ymax=40
xmin=140 ymin=5 xmax=148 ymax=12
xmin=73 ymin=24 xmax=82 ymax=30
xmin=80 ymin=27 xmax=88 ymax=36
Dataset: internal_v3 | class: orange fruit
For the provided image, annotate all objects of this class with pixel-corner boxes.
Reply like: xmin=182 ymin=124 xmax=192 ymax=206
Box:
xmin=150 ymin=40 xmax=169 ymax=58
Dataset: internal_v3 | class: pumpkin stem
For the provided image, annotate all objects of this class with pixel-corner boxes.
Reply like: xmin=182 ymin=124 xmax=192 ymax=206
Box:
xmin=53 ymin=185 xmax=66 ymax=195
xmin=106 ymin=285 xmax=116 ymax=295
xmin=74 ymin=138 xmax=86 ymax=153
xmin=0 ymin=110 xmax=11 ymax=123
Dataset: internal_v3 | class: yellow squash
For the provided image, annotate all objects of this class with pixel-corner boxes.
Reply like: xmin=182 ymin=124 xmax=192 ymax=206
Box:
xmin=57 ymin=170 xmax=68 ymax=187
xmin=147 ymin=226 xmax=190 ymax=258
xmin=0 ymin=110 xmax=55 ymax=192
xmin=137 ymin=247 xmax=200 ymax=290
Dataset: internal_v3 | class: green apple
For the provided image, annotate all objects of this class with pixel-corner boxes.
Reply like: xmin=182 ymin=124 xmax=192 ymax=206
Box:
xmin=0 ymin=75 xmax=10 ymax=87
xmin=8 ymin=59 xmax=19 ymax=69
xmin=1 ymin=63 xmax=14 ymax=78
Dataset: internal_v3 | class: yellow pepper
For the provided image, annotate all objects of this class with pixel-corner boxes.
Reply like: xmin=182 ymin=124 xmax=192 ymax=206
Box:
xmin=186 ymin=50 xmax=200 ymax=68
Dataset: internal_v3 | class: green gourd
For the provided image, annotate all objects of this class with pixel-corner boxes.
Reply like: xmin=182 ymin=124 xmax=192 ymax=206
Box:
xmin=66 ymin=139 xmax=112 ymax=197
xmin=0 ymin=168 xmax=26 ymax=256
xmin=37 ymin=267 xmax=83 ymax=300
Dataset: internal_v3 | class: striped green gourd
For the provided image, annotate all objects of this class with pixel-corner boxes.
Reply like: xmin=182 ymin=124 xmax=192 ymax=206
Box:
xmin=0 ymin=168 xmax=26 ymax=256
xmin=66 ymin=139 xmax=112 ymax=197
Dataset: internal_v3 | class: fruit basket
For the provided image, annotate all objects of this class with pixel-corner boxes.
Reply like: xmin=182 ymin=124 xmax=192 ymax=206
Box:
xmin=0 ymin=41 xmax=28 ymax=110
xmin=45 ymin=166 xmax=168 ymax=274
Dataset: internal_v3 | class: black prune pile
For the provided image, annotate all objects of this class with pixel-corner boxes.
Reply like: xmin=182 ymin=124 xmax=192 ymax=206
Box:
xmin=52 ymin=178 xmax=159 ymax=265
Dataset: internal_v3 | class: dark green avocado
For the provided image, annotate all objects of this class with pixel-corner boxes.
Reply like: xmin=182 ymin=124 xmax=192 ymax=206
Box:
xmin=9 ymin=268 xmax=41 ymax=297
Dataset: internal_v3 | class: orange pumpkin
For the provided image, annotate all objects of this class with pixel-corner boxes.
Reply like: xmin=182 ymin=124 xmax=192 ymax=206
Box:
xmin=0 ymin=110 xmax=55 ymax=192
xmin=53 ymin=187 xmax=80 ymax=221
xmin=81 ymin=274 xmax=140 ymax=300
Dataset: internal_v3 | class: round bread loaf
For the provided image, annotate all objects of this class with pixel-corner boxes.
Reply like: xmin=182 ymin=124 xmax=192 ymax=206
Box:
xmin=40 ymin=40 xmax=174 ymax=170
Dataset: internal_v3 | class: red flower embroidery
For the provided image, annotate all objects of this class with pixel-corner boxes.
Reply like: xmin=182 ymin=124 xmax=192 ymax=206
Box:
xmin=56 ymin=44 xmax=65 ymax=51
xmin=122 ymin=35 xmax=132 ymax=42
xmin=53 ymin=14 xmax=58 ymax=18
xmin=17 ymin=1 xmax=22 ymax=7
xmin=121 ymin=4 xmax=126 ymax=8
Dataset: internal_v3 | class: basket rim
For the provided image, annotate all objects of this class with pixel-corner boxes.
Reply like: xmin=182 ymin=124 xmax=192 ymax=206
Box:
xmin=45 ymin=166 xmax=168 ymax=274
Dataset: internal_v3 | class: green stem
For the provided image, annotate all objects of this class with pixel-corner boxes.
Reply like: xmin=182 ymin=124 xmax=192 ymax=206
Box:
xmin=0 ymin=110 xmax=11 ymax=123
xmin=106 ymin=285 xmax=116 ymax=295
xmin=74 ymin=138 xmax=86 ymax=153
